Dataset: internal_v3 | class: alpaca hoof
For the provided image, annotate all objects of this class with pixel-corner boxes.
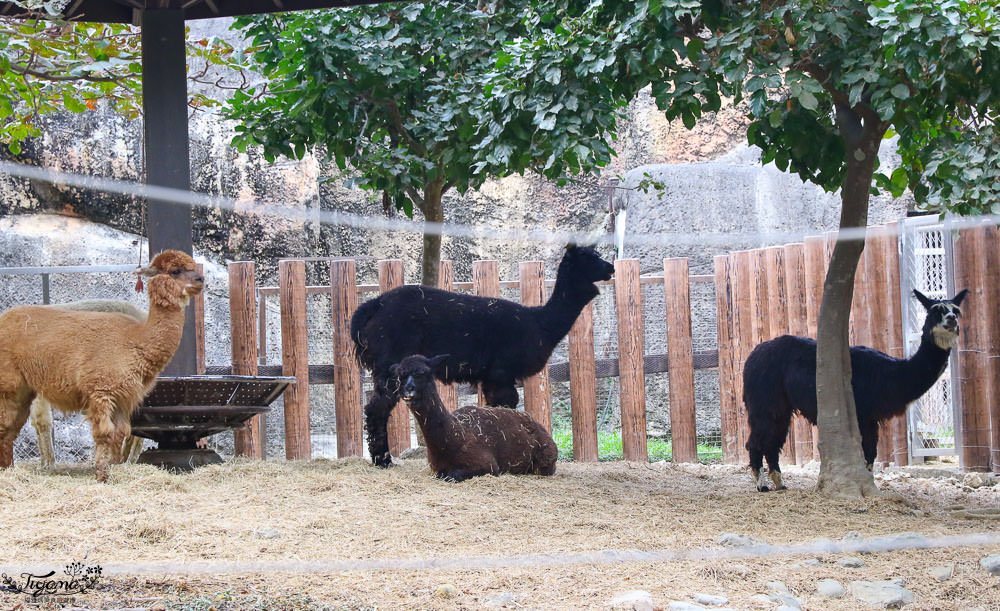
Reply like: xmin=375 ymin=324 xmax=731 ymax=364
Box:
xmin=372 ymin=453 xmax=393 ymax=468
xmin=757 ymin=485 xmax=771 ymax=492
xmin=775 ymin=485 xmax=787 ymax=491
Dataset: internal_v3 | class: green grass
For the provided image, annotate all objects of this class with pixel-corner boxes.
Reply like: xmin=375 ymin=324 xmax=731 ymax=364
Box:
xmin=550 ymin=415 xmax=723 ymax=464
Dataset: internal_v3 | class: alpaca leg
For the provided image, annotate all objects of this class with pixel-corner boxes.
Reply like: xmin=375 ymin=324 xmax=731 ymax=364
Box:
xmin=0 ymin=390 xmax=33 ymax=469
xmin=437 ymin=463 xmax=498 ymax=482
xmin=482 ymin=379 xmax=518 ymax=409
xmin=29 ymin=396 xmax=55 ymax=468
xmin=860 ymin=421 xmax=879 ymax=471
xmin=364 ymin=376 xmax=399 ymax=468
xmin=85 ymin=396 xmax=120 ymax=482
xmin=765 ymin=450 xmax=786 ymax=491
xmin=748 ymin=446 xmax=770 ymax=492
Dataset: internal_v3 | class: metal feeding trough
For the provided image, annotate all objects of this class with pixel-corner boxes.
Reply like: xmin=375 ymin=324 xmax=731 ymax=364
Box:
xmin=130 ymin=375 xmax=294 ymax=471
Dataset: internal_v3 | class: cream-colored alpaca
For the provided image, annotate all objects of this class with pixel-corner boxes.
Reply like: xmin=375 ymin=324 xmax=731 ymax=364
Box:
xmin=28 ymin=299 xmax=147 ymax=468
xmin=0 ymin=250 xmax=204 ymax=481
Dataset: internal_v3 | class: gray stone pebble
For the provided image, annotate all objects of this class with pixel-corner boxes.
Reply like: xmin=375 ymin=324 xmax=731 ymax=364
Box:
xmin=838 ymin=556 xmax=866 ymax=568
xmin=718 ymin=532 xmax=766 ymax=547
xmin=850 ymin=580 xmax=914 ymax=608
xmin=693 ymin=593 xmax=728 ymax=606
xmin=816 ymin=578 xmax=845 ymax=598
xmin=928 ymin=564 xmax=954 ymax=582
xmin=981 ymin=554 xmax=1000 ymax=576
xmin=609 ymin=590 xmax=654 ymax=611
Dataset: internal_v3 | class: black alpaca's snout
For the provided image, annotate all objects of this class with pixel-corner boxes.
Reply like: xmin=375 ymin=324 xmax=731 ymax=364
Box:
xmin=402 ymin=376 xmax=417 ymax=401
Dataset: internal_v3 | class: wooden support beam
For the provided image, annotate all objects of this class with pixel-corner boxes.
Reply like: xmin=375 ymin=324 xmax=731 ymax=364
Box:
xmin=331 ymin=259 xmax=363 ymax=458
xmin=980 ymin=226 xmax=1000 ymax=474
xmin=472 ymin=260 xmax=500 ymax=407
xmin=229 ymin=261 xmax=263 ymax=459
xmin=664 ymin=258 xmax=697 ymax=463
xmin=764 ymin=247 xmax=795 ymax=462
xmin=732 ymin=250 xmax=755 ymax=464
xmin=279 ymin=260 xmax=311 ymax=460
xmin=955 ymin=225 xmax=991 ymax=471
xmin=863 ymin=229 xmax=894 ymax=465
xmin=714 ymin=255 xmax=740 ymax=464
xmin=436 ymin=260 xmax=458 ymax=413
xmin=378 ymin=259 xmax=411 ymax=456
xmin=520 ymin=261 xmax=552 ymax=431
xmin=783 ymin=243 xmax=814 ymax=463
xmin=804 ymin=235 xmax=827 ymax=459
xmin=882 ymin=222 xmax=908 ymax=466
xmin=615 ymin=259 xmax=647 ymax=462
xmin=569 ymin=303 xmax=599 ymax=462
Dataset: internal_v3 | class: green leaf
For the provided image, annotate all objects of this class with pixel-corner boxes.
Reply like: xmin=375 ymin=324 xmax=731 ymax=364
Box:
xmin=798 ymin=90 xmax=818 ymax=110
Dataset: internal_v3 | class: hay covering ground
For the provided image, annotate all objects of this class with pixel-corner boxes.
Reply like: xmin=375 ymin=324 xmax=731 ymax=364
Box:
xmin=1 ymin=457 xmax=998 ymax=610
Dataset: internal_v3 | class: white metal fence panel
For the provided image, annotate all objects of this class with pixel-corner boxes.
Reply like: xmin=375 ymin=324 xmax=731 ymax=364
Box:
xmin=899 ymin=216 xmax=961 ymax=459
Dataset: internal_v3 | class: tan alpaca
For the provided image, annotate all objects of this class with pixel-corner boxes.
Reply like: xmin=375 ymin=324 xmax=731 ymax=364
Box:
xmin=0 ymin=250 xmax=204 ymax=481
xmin=27 ymin=299 xmax=148 ymax=468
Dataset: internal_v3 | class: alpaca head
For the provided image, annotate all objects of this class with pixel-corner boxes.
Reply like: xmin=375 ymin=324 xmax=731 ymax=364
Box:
xmin=393 ymin=354 xmax=449 ymax=403
xmin=914 ymin=289 xmax=968 ymax=350
xmin=558 ymin=243 xmax=615 ymax=289
xmin=139 ymin=250 xmax=205 ymax=309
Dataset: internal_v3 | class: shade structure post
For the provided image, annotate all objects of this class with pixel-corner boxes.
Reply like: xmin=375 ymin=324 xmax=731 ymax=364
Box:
xmin=520 ymin=261 xmax=552 ymax=431
xmin=614 ymin=259 xmax=647 ymax=462
xmin=279 ymin=260 xmax=311 ymax=460
xmin=435 ymin=260 xmax=458 ymax=412
xmin=331 ymin=259 xmax=363 ymax=458
xmin=472 ymin=260 xmax=500 ymax=407
xmin=663 ymin=258 xmax=696 ymax=463
xmin=142 ymin=9 xmax=195 ymax=376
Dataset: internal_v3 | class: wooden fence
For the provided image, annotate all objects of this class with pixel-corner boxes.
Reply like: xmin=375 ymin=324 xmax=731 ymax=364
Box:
xmin=714 ymin=224 xmax=908 ymax=466
xmin=221 ymin=258 xmax=714 ymax=463
xmin=213 ymin=222 xmax=1000 ymax=473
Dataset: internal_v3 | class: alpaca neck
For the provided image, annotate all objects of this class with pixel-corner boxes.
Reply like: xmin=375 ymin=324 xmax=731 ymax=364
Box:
xmin=137 ymin=296 xmax=188 ymax=375
xmin=536 ymin=274 xmax=598 ymax=347
xmin=408 ymin=391 xmax=460 ymax=448
xmin=895 ymin=333 xmax=953 ymax=406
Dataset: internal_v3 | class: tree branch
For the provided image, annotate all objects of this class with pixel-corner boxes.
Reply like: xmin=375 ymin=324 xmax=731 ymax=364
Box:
xmin=366 ymin=94 xmax=427 ymax=157
xmin=8 ymin=63 xmax=127 ymax=84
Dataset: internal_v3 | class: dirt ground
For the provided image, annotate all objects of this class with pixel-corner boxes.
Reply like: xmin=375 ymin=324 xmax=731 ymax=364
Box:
xmin=1 ymin=457 xmax=998 ymax=610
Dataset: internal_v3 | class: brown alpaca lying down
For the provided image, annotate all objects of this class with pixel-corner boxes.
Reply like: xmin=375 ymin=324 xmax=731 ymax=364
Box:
xmin=0 ymin=250 xmax=204 ymax=481
xmin=393 ymin=354 xmax=557 ymax=482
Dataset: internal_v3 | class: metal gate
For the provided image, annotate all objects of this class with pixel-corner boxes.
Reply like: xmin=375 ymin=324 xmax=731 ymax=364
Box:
xmin=898 ymin=216 xmax=962 ymax=460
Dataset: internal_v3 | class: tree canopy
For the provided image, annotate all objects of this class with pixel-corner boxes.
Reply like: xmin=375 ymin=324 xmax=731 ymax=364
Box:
xmin=0 ymin=1 xmax=242 ymax=156
xmin=225 ymin=1 xmax=629 ymax=285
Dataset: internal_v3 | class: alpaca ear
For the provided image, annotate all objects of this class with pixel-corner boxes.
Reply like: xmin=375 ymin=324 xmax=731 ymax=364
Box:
xmin=951 ymin=289 xmax=969 ymax=306
xmin=566 ymin=243 xmax=577 ymax=251
xmin=913 ymin=289 xmax=935 ymax=310
xmin=429 ymin=354 xmax=450 ymax=372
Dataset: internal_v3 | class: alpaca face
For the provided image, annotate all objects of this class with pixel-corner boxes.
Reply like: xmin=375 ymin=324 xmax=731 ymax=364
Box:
xmin=394 ymin=354 xmax=448 ymax=403
xmin=141 ymin=250 xmax=205 ymax=298
xmin=562 ymin=244 xmax=615 ymax=284
xmin=914 ymin=289 xmax=968 ymax=350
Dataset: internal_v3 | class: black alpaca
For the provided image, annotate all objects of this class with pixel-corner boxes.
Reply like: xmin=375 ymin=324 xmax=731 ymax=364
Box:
xmin=394 ymin=354 xmax=558 ymax=481
xmin=743 ymin=289 xmax=968 ymax=492
xmin=351 ymin=244 xmax=614 ymax=467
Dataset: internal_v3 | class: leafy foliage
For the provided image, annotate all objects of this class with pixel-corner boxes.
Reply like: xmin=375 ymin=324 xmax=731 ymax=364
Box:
xmin=0 ymin=1 xmax=247 ymax=155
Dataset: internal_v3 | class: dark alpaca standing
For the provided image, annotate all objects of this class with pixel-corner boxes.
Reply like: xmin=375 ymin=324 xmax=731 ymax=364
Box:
xmin=352 ymin=244 xmax=614 ymax=467
xmin=393 ymin=354 xmax=558 ymax=481
xmin=743 ymin=289 xmax=968 ymax=492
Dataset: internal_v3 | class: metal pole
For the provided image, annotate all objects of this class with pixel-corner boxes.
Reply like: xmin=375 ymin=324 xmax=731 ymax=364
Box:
xmin=142 ymin=9 xmax=196 ymax=375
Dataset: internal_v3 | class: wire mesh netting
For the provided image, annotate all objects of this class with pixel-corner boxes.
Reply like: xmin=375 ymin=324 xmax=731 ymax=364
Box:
xmin=900 ymin=219 xmax=959 ymax=455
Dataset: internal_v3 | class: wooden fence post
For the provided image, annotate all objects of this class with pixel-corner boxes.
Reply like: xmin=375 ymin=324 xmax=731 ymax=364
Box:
xmin=520 ymin=261 xmax=552 ymax=431
xmin=863 ymin=227 xmax=894 ymax=465
xmin=378 ymin=259 xmax=411 ymax=455
xmin=569 ymin=302 xmax=599 ymax=462
xmin=981 ymin=226 xmax=1000 ymax=474
xmin=804 ymin=235 xmax=827 ymax=458
xmin=664 ymin=258 xmax=697 ymax=463
xmin=783 ymin=243 xmax=814 ymax=463
xmin=229 ymin=261 xmax=262 ymax=459
xmin=436 ymin=260 xmax=459 ymax=412
xmin=955 ymin=226 xmax=991 ymax=471
xmin=279 ymin=260 xmax=311 ymax=460
xmin=194 ymin=263 xmax=206 ymax=375
xmin=331 ymin=259 xmax=363 ymax=458
xmin=752 ymin=249 xmax=771 ymax=345
xmin=615 ymin=259 xmax=647 ymax=462
xmin=731 ymin=250 xmax=755 ymax=464
xmin=764 ymin=247 xmax=795 ymax=461
xmin=883 ymin=222 xmax=908 ymax=465
xmin=473 ymin=260 xmax=501 ymax=407
xmin=714 ymin=255 xmax=741 ymax=464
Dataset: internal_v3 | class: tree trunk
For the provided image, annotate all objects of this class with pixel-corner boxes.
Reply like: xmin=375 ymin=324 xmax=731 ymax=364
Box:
xmin=420 ymin=180 xmax=443 ymax=287
xmin=815 ymin=106 xmax=886 ymax=499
